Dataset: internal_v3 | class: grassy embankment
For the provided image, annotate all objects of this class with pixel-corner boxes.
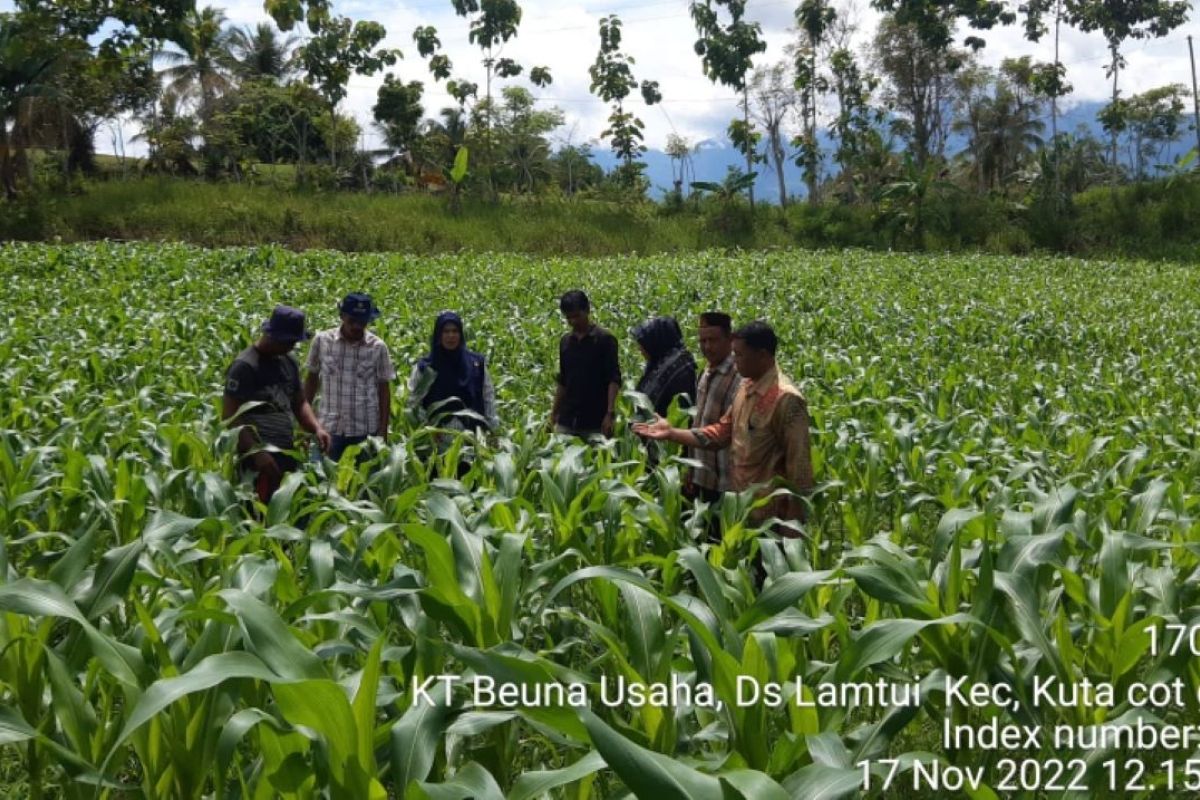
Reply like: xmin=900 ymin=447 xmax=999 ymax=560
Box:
xmin=2 ymin=173 xmax=1198 ymax=259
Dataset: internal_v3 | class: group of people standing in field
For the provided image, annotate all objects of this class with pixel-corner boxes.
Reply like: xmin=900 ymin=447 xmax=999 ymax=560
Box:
xmin=222 ymin=288 xmax=813 ymax=537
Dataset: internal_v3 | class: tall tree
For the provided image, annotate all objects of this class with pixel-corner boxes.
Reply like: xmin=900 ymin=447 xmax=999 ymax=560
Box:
xmin=2 ymin=7 xmax=158 ymax=191
xmin=1062 ymin=0 xmax=1190 ymax=183
xmin=551 ymin=142 xmax=603 ymax=196
xmin=588 ymin=15 xmax=662 ymax=191
xmin=826 ymin=46 xmax=881 ymax=200
xmin=951 ymin=62 xmax=995 ymax=191
xmin=492 ymin=85 xmax=564 ymax=193
xmin=373 ymin=74 xmax=424 ymax=163
xmin=212 ymin=79 xmax=330 ymax=165
xmin=793 ymin=0 xmax=836 ymax=204
xmin=226 ymin=22 xmax=298 ymax=83
xmin=0 ymin=12 xmax=67 ymax=197
xmin=1102 ymin=83 xmax=1188 ymax=179
xmin=874 ymin=16 xmax=968 ymax=169
xmin=15 ymin=0 xmax=194 ymax=49
xmin=953 ymin=58 xmax=1048 ymax=192
xmin=747 ymin=62 xmax=798 ymax=205
xmin=160 ymin=6 xmax=233 ymax=123
xmin=3 ymin=0 xmax=194 ymax=196
xmin=296 ymin=15 xmax=399 ymax=170
xmin=447 ymin=0 xmax=551 ymax=197
xmin=40 ymin=38 xmax=157 ymax=176
xmin=1018 ymin=0 xmax=1072 ymax=203
xmin=665 ymin=132 xmax=697 ymax=199
xmin=690 ymin=0 xmax=767 ymax=208
xmin=823 ymin=4 xmax=883 ymax=202
xmin=867 ymin=0 xmax=1015 ymax=51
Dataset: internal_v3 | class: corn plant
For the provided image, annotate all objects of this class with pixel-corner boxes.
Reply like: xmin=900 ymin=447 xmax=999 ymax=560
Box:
xmin=1 ymin=241 xmax=1199 ymax=797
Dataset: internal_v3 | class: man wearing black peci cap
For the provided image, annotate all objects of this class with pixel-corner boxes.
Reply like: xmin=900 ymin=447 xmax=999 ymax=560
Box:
xmin=223 ymin=305 xmax=331 ymax=502
xmin=304 ymin=292 xmax=397 ymax=462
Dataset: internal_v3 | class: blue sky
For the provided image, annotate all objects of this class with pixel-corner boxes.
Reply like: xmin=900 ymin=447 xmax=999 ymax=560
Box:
xmin=5 ymin=0 xmax=1199 ymax=156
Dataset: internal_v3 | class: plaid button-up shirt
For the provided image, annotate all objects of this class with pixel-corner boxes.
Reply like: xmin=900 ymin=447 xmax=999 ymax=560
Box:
xmin=689 ymin=353 xmax=742 ymax=492
xmin=306 ymin=328 xmax=396 ymax=436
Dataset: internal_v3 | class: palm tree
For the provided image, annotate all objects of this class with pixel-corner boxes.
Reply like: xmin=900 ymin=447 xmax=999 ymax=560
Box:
xmin=404 ymin=107 xmax=469 ymax=190
xmin=160 ymin=6 xmax=233 ymax=122
xmin=955 ymin=77 xmax=1044 ymax=193
xmin=132 ymin=89 xmax=200 ymax=174
xmin=225 ymin=23 xmax=298 ymax=84
xmin=976 ymin=89 xmax=1044 ymax=190
xmin=427 ymin=106 xmax=467 ymax=162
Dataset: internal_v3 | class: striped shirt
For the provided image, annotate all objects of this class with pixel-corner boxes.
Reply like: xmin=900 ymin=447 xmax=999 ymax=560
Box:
xmin=689 ymin=353 xmax=742 ymax=492
xmin=306 ymin=328 xmax=396 ymax=436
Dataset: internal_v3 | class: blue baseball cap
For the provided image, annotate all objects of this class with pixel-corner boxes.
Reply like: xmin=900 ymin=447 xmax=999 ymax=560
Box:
xmin=339 ymin=292 xmax=381 ymax=322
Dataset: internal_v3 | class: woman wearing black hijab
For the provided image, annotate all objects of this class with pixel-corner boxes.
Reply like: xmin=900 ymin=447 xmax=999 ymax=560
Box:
xmin=407 ymin=311 xmax=499 ymax=433
xmin=633 ymin=316 xmax=697 ymax=416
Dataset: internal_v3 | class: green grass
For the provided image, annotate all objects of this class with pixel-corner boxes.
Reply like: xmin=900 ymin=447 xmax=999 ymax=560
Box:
xmin=3 ymin=177 xmax=801 ymax=255
xmin=4 ymin=174 xmax=1196 ymax=260
xmin=2 ymin=242 xmax=1200 ymax=798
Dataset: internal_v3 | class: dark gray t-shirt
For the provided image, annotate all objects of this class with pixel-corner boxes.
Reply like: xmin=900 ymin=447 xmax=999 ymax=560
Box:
xmin=224 ymin=346 xmax=301 ymax=451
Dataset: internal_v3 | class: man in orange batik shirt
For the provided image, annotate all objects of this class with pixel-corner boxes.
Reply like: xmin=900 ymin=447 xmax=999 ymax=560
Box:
xmin=633 ymin=320 xmax=813 ymax=536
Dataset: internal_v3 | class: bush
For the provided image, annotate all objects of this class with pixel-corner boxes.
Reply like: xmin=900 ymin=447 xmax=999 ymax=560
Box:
xmin=8 ymin=172 xmax=1198 ymax=261
xmin=700 ymin=198 xmax=755 ymax=241
xmin=1023 ymin=196 xmax=1079 ymax=252
xmin=1074 ymin=177 xmax=1200 ymax=258
xmin=784 ymin=203 xmax=876 ymax=248
xmin=983 ymin=227 xmax=1033 ymax=255
xmin=0 ymin=196 xmax=54 ymax=240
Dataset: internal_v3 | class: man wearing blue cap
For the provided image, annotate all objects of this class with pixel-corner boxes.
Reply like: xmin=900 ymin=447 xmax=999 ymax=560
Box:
xmin=224 ymin=305 xmax=331 ymax=502
xmin=304 ymin=292 xmax=397 ymax=462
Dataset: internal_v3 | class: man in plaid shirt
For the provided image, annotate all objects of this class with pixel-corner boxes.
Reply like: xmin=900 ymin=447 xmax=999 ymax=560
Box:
xmin=304 ymin=293 xmax=397 ymax=462
xmin=688 ymin=312 xmax=743 ymax=507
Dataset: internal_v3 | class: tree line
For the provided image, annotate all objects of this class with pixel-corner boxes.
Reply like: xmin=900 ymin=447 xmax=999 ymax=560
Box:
xmin=0 ymin=0 xmax=1195 ymax=226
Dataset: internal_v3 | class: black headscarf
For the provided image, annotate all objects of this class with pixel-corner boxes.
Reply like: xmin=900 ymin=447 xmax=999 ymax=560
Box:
xmin=633 ymin=316 xmax=685 ymax=362
xmin=418 ymin=311 xmax=485 ymax=415
xmin=633 ymin=316 xmax=696 ymax=416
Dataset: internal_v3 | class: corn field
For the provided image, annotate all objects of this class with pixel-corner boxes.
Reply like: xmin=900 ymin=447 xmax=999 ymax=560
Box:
xmin=2 ymin=242 xmax=1199 ymax=798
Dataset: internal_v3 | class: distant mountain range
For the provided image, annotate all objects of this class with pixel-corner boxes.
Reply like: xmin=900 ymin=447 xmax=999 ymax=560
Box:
xmin=591 ymin=100 xmax=1198 ymax=202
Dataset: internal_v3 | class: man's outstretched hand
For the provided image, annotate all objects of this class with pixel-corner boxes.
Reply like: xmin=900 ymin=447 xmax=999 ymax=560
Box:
xmin=632 ymin=415 xmax=672 ymax=440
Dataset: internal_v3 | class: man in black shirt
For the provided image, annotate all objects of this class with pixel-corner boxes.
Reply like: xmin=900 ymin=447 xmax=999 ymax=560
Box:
xmin=550 ymin=290 xmax=622 ymax=437
xmin=223 ymin=305 xmax=331 ymax=501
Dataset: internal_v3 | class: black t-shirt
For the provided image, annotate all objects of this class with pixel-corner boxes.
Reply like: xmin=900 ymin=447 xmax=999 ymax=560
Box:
xmin=224 ymin=346 xmax=302 ymax=450
xmin=556 ymin=325 xmax=621 ymax=431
